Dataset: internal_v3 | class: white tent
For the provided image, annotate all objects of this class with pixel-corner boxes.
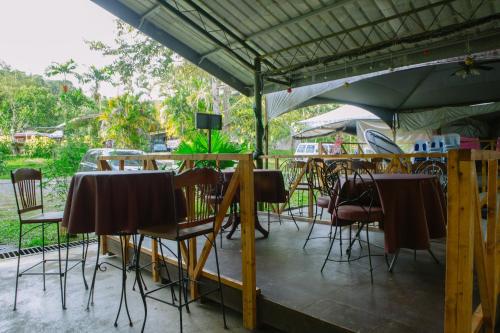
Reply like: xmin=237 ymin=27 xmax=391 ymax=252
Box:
xmin=293 ymin=105 xmax=431 ymax=152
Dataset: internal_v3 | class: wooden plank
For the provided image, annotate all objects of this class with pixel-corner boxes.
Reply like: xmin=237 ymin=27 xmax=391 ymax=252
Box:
xmin=239 ymin=157 xmax=257 ymax=329
xmin=193 ymin=166 xmax=240 ymax=280
xmin=472 ymin=305 xmax=484 ymax=333
xmin=444 ymin=151 xmax=475 ymax=333
xmin=473 ymin=175 xmax=494 ymax=331
xmin=486 ymin=160 xmax=498 ymax=327
xmin=119 ymin=160 xmax=124 ymax=171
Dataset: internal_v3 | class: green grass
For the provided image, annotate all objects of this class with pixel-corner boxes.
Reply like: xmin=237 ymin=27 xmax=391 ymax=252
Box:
xmin=0 ymin=210 xmax=83 ymax=248
xmin=0 ymin=155 xmax=50 ymax=179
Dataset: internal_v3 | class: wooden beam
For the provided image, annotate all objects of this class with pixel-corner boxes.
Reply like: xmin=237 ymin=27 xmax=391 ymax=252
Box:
xmin=239 ymin=157 xmax=257 ymax=329
xmin=193 ymin=166 xmax=240 ymax=280
xmin=486 ymin=160 xmax=498 ymax=327
xmin=444 ymin=151 xmax=475 ymax=333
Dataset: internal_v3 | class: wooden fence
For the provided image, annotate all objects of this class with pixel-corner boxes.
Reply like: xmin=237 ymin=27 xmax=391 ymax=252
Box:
xmin=445 ymin=150 xmax=500 ymax=333
xmin=98 ymin=153 xmax=257 ymax=329
xmin=97 ymin=151 xmax=499 ymax=332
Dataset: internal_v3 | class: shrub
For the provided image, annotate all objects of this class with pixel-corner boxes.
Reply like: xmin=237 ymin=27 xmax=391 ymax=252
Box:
xmin=0 ymin=152 xmax=6 ymax=175
xmin=0 ymin=136 xmax=12 ymax=154
xmin=175 ymin=131 xmax=244 ymax=169
xmin=46 ymin=140 xmax=89 ymax=207
xmin=24 ymin=136 xmax=57 ymax=158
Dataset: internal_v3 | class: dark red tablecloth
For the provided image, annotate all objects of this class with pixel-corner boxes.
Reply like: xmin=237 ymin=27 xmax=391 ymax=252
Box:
xmin=344 ymin=174 xmax=447 ymax=254
xmin=62 ymin=171 xmax=177 ymax=235
xmin=223 ymin=169 xmax=286 ymax=203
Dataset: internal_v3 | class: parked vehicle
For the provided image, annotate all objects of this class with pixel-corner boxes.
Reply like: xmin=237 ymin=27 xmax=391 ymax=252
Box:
xmin=78 ymin=148 xmax=145 ymax=172
xmin=152 ymin=143 xmax=169 ymax=152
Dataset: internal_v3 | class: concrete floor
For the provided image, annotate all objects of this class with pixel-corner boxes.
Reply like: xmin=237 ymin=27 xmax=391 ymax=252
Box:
xmin=0 ymin=247 xmax=279 ymax=333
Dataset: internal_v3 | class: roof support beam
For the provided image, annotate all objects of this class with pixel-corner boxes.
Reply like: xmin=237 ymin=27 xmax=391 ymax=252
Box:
xmin=156 ymin=0 xmax=255 ymax=72
xmin=183 ymin=0 xmax=276 ymax=70
xmin=261 ymin=0 xmax=455 ymax=59
xmin=264 ymin=12 xmax=500 ymax=77
xmin=200 ymin=0 xmax=352 ymax=59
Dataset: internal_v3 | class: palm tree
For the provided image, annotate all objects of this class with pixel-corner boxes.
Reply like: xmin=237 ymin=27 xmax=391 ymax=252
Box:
xmin=79 ymin=65 xmax=111 ymax=103
xmin=45 ymin=59 xmax=78 ymax=93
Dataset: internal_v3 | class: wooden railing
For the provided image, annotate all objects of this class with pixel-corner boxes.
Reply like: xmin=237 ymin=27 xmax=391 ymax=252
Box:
xmin=98 ymin=153 xmax=257 ymax=329
xmin=96 ymin=150 xmax=499 ymax=332
xmin=260 ymin=152 xmax=447 ymax=219
xmin=445 ymin=150 xmax=500 ymax=333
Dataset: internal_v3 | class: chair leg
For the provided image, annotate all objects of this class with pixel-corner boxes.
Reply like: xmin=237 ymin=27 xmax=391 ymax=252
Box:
xmin=63 ymin=231 xmax=69 ymax=310
xmin=303 ymin=217 xmax=317 ymax=249
xmin=212 ymin=233 xmax=228 ymax=329
xmin=158 ymin=239 xmax=176 ymax=303
xmin=57 ymin=225 xmax=64 ymax=309
xmin=42 ymin=223 xmax=46 ymax=291
xmin=81 ymin=233 xmax=89 ymax=290
xmin=86 ymin=237 xmax=101 ymax=310
xmin=183 ymin=242 xmax=190 ymax=314
xmin=321 ymin=225 xmax=338 ymax=273
xmin=136 ymin=235 xmax=148 ymax=333
xmin=13 ymin=223 xmax=22 ymax=311
xmin=365 ymin=224 xmax=374 ymax=284
xmin=177 ymin=241 xmax=184 ymax=333
xmin=428 ymin=249 xmax=440 ymax=264
xmin=288 ymin=197 xmax=299 ymax=231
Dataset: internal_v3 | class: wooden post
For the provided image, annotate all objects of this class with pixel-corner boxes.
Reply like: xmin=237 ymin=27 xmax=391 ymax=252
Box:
xmin=486 ymin=160 xmax=498 ymax=327
xmin=444 ymin=150 xmax=475 ymax=333
xmin=239 ymin=155 xmax=256 ymax=329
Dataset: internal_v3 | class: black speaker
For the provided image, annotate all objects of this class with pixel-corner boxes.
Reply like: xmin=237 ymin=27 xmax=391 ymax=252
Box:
xmin=196 ymin=113 xmax=222 ymax=130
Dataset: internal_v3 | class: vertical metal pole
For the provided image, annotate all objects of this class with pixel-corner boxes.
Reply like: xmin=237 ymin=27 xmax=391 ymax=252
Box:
xmin=254 ymin=58 xmax=264 ymax=169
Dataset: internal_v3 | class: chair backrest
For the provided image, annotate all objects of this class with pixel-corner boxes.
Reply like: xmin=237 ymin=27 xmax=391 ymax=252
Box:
xmin=429 ymin=136 xmax=444 ymax=152
xmin=173 ymin=167 xmax=223 ymax=227
xmin=414 ymin=160 xmax=448 ymax=193
xmin=322 ymin=161 xmax=382 ymax=215
xmin=280 ymin=159 xmax=306 ymax=190
xmin=306 ymin=158 xmax=327 ymax=195
xmin=11 ymin=168 xmax=44 ymax=217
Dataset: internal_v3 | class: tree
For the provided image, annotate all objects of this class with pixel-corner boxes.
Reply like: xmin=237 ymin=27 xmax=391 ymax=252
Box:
xmin=45 ymin=59 xmax=78 ymax=93
xmin=79 ymin=65 xmax=111 ymax=103
xmin=99 ymin=94 xmax=159 ymax=149
xmin=87 ymin=20 xmax=173 ymax=94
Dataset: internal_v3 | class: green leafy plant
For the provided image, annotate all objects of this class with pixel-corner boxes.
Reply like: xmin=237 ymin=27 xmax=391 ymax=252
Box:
xmin=23 ymin=136 xmax=57 ymax=158
xmin=46 ymin=140 xmax=89 ymax=208
xmin=0 ymin=135 xmax=11 ymax=154
xmin=0 ymin=152 xmax=6 ymax=175
xmin=175 ymin=131 xmax=244 ymax=169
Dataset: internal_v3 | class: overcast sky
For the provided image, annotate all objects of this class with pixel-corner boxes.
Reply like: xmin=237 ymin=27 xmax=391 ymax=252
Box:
xmin=0 ymin=0 xmax=121 ymax=96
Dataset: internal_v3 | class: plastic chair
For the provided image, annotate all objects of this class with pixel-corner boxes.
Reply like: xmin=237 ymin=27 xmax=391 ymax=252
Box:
xmin=442 ymin=133 xmax=460 ymax=151
xmin=413 ymin=139 xmax=429 ymax=164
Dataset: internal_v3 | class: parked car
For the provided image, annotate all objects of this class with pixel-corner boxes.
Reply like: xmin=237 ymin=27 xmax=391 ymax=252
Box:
xmin=152 ymin=143 xmax=169 ymax=152
xmin=78 ymin=148 xmax=145 ymax=172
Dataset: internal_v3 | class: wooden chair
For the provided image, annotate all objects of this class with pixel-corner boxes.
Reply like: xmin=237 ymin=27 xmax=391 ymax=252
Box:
xmin=10 ymin=168 xmax=88 ymax=310
xmin=135 ymin=167 xmax=227 ymax=333
xmin=320 ymin=163 xmax=384 ymax=283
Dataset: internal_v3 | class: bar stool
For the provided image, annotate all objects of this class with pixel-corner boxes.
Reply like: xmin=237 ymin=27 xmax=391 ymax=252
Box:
xmin=10 ymin=168 xmax=88 ymax=310
xmin=135 ymin=167 xmax=227 ymax=333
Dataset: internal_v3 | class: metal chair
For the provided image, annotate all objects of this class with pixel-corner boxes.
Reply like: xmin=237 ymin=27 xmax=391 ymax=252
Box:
xmin=280 ymin=159 xmax=303 ymax=230
xmin=10 ymin=168 xmax=88 ymax=310
xmin=135 ymin=167 xmax=227 ymax=333
xmin=413 ymin=159 xmax=448 ymax=193
xmin=303 ymin=158 xmax=331 ymax=248
xmin=320 ymin=162 xmax=384 ymax=283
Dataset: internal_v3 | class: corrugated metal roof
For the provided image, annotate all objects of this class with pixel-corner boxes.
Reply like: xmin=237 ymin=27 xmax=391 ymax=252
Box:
xmin=92 ymin=0 xmax=500 ymax=95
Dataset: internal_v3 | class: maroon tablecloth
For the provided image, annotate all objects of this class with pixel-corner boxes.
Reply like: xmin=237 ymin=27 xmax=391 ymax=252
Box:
xmin=223 ymin=169 xmax=286 ymax=203
xmin=62 ymin=171 xmax=177 ymax=235
xmin=343 ymin=174 xmax=447 ymax=254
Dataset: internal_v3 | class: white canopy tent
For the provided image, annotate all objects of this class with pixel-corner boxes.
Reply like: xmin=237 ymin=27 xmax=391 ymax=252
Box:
xmin=293 ymin=105 xmax=430 ymax=152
